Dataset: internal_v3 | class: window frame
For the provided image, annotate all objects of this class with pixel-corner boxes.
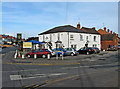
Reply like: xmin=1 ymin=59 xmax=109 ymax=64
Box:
xmin=80 ymin=35 xmax=83 ymax=41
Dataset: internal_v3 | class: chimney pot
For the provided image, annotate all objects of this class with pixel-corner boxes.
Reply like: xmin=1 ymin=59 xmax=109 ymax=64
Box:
xmin=77 ymin=22 xmax=80 ymax=29
xmin=104 ymin=27 xmax=106 ymax=32
xmin=92 ymin=27 xmax=95 ymax=30
xmin=107 ymin=29 xmax=109 ymax=33
xmin=110 ymin=31 xmax=112 ymax=34
xmin=113 ymin=32 xmax=116 ymax=34
xmin=117 ymin=34 xmax=118 ymax=37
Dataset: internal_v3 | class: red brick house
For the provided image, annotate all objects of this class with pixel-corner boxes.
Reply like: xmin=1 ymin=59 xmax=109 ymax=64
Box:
xmin=98 ymin=27 xmax=118 ymax=50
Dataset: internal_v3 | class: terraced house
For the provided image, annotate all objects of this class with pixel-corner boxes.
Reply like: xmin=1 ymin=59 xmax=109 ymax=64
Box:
xmin=98 ymin=27 xmax=118 ymax=51
xmin=38 ymin=23 xmax=101 ymax=50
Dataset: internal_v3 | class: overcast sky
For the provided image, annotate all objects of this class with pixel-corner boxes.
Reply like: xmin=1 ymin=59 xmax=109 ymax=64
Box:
xmin=2 ymin=2 xmax=118 ymax=38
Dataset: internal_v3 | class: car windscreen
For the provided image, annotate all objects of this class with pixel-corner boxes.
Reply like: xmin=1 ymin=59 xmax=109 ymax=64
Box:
xmin=73 ymin=48 xmax=76 ymax=51
xmin=62 ymin=49 xmax=66 ymax=51
xmin=95 ymin=48 xmax=99 ymax=50
xmin=50 ymin=49 xmax=54 ymax=52
xmin=46 ymin=49 xmax=50 ymax=52
xmin=53 ymin=49 xmax=57 ymax=51
xmin=57 ymin=49 xmax=61 ymax=51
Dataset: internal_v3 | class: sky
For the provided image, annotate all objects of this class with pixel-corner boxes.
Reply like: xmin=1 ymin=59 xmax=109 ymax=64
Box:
xmin=2 ymin=2 xmax=118 ymax=39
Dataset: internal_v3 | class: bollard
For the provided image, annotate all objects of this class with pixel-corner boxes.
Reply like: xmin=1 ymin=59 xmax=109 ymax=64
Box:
xmin=16 ymin=50 xmax=18 ymax=53
xmin=34 ymin=54 xmax=37 ymax=59
xmin=62 ymin=52 xmax=64 ymax=60
xmin=14 ymin=52 xmax=17 ymax=59
xmin=18 ymin=53 xmax=21 ymax=58
xmin=22 ymin=54 xmax=24 ymax=59
xmin=56 ymin=52 xmax=58 ymax=60
xmin=47 ymin=54 xmax=50 ymax=60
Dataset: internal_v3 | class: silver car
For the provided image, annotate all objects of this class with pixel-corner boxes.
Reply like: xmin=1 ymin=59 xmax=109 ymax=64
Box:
xmin=64 ymin=48 xmax=78 ymax=56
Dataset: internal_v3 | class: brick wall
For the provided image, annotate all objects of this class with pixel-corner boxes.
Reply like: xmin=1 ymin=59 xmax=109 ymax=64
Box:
xmin=98 ymin=27 xmax=118 ymax=50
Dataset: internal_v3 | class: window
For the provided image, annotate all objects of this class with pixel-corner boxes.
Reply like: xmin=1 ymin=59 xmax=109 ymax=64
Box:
xmin=86 ymin=36 xmax=88 ymax=40
xmin=70 ymin=34 xmax=74 ymax=40
xmin=74 ymin=45 xmax=77 ymax=49
xmin=80 ymin=35 xmax=83 ymax=41
xmin=40 ymin=49 xmax=44 ymax=52
xmin=95 ymin=44 xmax=97 ymax=47
xmin=71 ymin=45 xmax=74 ymax=48
xmin=71 ymin=45 xmax=77 ymax=49
xmin=80 ymin=48 xmax=84 ymax=50
xmin=45 ymin=36 xmax=48 ymax=40
xmin=34 ymin=49 xmax=39 ymax=53
xmin=56 ymin=44 xmax=60 ymax=48
xmin=94 ymin=36 xmax=96 ymax=41
xmin=70 ymin=34 xmax=73 ymax=38
xmin=46 ymin=49 xmax=50 ymax=52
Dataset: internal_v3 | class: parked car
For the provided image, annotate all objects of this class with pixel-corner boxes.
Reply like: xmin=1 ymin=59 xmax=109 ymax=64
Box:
xmin=0 ymin=48 xmax=2 ymax=53
xmin=53 ymin=48 xmax=67 ymax=56
xmin=26 ymin=49 xmax=51 ymax=58
xmin=118 ymin=45 xmax=120 ymax=49
xmin=77 ymin=47 xmax=95 ymax=55
xmin=107 ymin=45 xmax=117 ymax=51
xmin=64 ymin=48 xmax=78 ymax=56
xmin=0 ymin=44 xmax=6 ymax=48
xmin=92 ymin=47 xmax=100 ymax=54
xmin=48 ymin=48 xmax=56 ymax=56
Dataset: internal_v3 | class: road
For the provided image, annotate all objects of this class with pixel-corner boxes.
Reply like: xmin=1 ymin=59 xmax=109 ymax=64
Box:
xmin=1 ymin=47 xmax=119 ymax=88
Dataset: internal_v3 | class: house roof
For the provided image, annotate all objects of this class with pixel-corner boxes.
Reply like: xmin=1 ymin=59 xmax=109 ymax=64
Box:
xmin=39 ymin=25 xmax=86 ymax=35
xmin=81 ymin=27 xmax=100 ymax=35
xmin=101 ymin=34 xmax=116 ymax=41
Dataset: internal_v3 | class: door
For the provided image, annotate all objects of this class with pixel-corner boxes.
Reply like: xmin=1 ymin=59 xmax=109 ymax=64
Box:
xmin=38 ymin=49 xmax=45 ymax=57
xmin=33 ymin=49 xmax=39 ymax=57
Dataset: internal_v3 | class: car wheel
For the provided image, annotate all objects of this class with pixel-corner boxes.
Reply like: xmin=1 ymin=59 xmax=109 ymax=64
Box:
xmin=87 ymin=52 xmax=89 ymax=55
xmin=42 ymin=55 xmax=46 ymax=58
xmin=27 ymin=54 xmax=30 ymax=58
xmin=71 ymin=53 xmax=74 ymax=56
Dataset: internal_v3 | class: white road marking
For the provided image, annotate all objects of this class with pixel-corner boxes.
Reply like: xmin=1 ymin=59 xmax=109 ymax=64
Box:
xmin=49 ymin=73 xmax=67 ymax=76
xmin=10 ymin=73 xmax=67 ymax=80
xmin=61 ymin=67 xmax=78 ymax=69
xmin=10 ymin=75 xmax=22 ymax=80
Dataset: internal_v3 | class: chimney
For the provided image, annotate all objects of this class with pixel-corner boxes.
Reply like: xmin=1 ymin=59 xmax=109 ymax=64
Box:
xmin=113 ymin=32 xmax=116 ymax=35
xmin=107 ymin=29 xmax=109 ymax=33
xmin=92 ymin=27 xmax=95 ymax=30
xmin=77 ymin=22 xmax=80 ymax=29
xmin=110 ymin=31 xmax=112 ymax=34
xmin=116 ymin=34 xmax=118 ymax=37
xmin=104 ymin=27 xmax=106 ymax=32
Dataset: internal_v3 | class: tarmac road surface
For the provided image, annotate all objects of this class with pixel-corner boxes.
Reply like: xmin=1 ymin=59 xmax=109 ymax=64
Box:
xmin=1 ymin=47 xmax=119 ymax=88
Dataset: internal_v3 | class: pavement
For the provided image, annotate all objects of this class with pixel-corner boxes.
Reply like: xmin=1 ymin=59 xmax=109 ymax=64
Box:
xmin=2 ymin=48 xmax=118 ymax=66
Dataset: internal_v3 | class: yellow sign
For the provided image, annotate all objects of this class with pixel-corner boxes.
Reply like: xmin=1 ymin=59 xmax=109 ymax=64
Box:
xmin=23 ymin=42 xmax=32 ymax=48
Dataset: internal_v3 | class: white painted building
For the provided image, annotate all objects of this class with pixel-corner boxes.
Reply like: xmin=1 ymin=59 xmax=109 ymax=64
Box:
xmin=38 ymin=24 xmax=101 ymax=50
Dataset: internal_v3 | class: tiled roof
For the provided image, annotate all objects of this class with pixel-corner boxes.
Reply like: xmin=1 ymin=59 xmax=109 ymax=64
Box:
xmin=39 ymin=25 xmax=86 ymax=35
xmin=101 ymin=34 xmax=116 ymax=41
xmin=81 ymin=27 xmax=100 ymax=35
